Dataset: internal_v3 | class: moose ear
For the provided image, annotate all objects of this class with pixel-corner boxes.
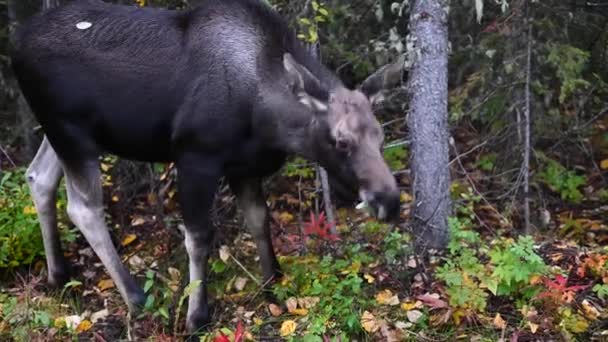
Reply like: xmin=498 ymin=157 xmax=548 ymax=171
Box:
xmin=359 ymin=54 xmax=407 ymax=104
xmin=283 ymin=53 xmax=328 ymax=112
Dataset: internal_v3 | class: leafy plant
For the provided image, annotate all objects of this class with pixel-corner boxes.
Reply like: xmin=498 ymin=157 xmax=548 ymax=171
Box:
xmin=0 ymin=169 xmax=72 ymax=268
xmin=537 ymin=158 xmax=586 ymax=204
xmin=383 ymin=145 xmax=407 ymax=171
xmin=546 ymin=44 xmax=591 ymax=103
xmin=592 ymin=284 xmax=608 ymax=300
xmin=273 ymin=250 xmax=373 ymax=337
xmin=282 ymin=157 xmax=315 ymax=179
xmin=488 ymin=236 xmax=547 ymax=298
xmin=297 ymin=1 xmax=330 ymax=44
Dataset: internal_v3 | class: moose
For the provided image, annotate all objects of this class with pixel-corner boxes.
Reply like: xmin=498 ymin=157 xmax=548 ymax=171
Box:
xmin=12 ymin=0 xmax=403 ymax=332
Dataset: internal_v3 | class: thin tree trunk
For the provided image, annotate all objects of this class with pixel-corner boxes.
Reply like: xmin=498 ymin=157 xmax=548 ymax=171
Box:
xmin=523 ymin=3 xmax=533 ymax=234
xmin=407 ymin=0 xmax=451 ymax=250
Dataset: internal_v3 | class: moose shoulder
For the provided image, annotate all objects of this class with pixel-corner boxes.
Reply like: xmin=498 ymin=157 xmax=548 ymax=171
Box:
xmin=12 ymin=0 xmax=403 ymax=332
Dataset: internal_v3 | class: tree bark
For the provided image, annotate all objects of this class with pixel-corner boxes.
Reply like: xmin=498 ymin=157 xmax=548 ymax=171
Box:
xmin=7 ymin=0 xmax=38 ymax=159
xmin=407 ymin=0 xmax=451 ymax=250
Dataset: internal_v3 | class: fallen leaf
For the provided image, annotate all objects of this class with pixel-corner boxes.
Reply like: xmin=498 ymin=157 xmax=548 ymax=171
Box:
xmin=131 ymin=217 xmax=146 ymax=226
xmin=292 ymin=308 xmax=308 ymax=316
xmin=279 ymin=320 xmax=297 ymax=336
xmin=601 ymin=159 xmax=608 ymax=170
xmin=380 ymin=320 xmax=399 ymax=342
xmin=581 ymin=300 xmax=601 ymax=320
xmin=76 ymin=320 xmax=92 ymax=333
xmin=400 ymin=302 xmax=414 ymax=311
xmin=268 ymin=304 xmax=283 ymax=317
xmin=121 ymin=234 xmax=137 ymax=247
xmin=394 ymin=321 xmax=412 ymax=330
xmin=63 ymin=315 xmax=82 ymax=330
xmin=364 ymin=274 xmax=375 ymax=283
xmin=278 ymin=212 xmax=295 ymax=225
xmin=54 ymin=317 xmax=66 ymax=329
xmin=400 ymin=192 xmax=413 ymax=202
xmin=376 ymin=289 xmax=399 ymax=306
xmin=90 ymin=309 xmax=109 ymax=324
xmin=219 ymin=246 xmax=230 ymax=262
xmin=111 ymin=195 xmax=119 ymax=202
xmin=361 ymin=311 xmax=380 ymax=333
xmin=97 ymin=279 xmax=115 ymax=291
xmin=297 ymin=296 xmax=320 ymax=309
xmin=416 ymin=293 xmax=448 ymax=309
xmin=168 ymin=267 xmax=181 ymax=281
xmin=285 ymin=297 xmax=298 ymax=313
xmin=234 ymin=277 xmax=248 ymax=292
xmin=528 ymin=322 xmax=539 ymax=334
xmin=493 ymin=313 xmax=507 ymax=330
xmin=406 ymin=310 xmax=424 ymax=323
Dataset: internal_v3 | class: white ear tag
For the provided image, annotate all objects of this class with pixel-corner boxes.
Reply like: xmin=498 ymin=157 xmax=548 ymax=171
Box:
xmin=76 ymin=22 xmax=92 ymax=30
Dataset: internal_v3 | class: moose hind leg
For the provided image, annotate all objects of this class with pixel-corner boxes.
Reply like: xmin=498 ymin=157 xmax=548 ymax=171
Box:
xmin=230 ymin=178 xmax=282 ymax=284
xmin=63 ymin=160 xmax=145 ymax=312
xmin=26 ymin=137 xmax=68 ymax=286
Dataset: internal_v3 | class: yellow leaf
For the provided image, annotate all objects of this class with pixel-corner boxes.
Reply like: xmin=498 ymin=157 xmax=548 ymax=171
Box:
xmin=292 ymin=308 xmax=308 ymax=316
xmin=493 ymin=313 xmax=506 ymax=330
xmin=111 ymin=195 xmax=119 ymax=202
xmin=364 ymin=274 xmax=375 ymax=283
xmin=581 ymin=300 xmax=600 ymax=320
xmin=600 ymin=159 xmax=608 ymax=170
xmin=254 ymin=317 xmax=263 ymax=326
xmin=376 ymin=290 xmax=399 ymax=306
xmin=76 ymin=319 xmax=92 ymax=333
xmin=401 ymin=302 xmax=417 ymax=311
xmin=341 ymin=261 xmax=361 ymax=275
xmin=23 ymin=206 xmax=37 ymax=215
xmin=570 ymin=318 xmax=589 ymax=333
xmin=400 ymin=192 xmax=413 ymax=203
xmin=280 ymin=320 xmax=297 ymax=337
xmin=97 ymin=278 xmax=115 ymax=291
xmin=54 ymin=317 xmax=66 ymax=329
xmin=278 ymin=212 xmax=294 ymax=224
xmin=121 ymin=234 xmax=137 ymax=247
xmin=528 ymin=322 xmax=539 ymax=334
xmin=361 ymin=311 xmax=380 ymax=333
xmin=100 ymin=163 xmax=111 ymax=172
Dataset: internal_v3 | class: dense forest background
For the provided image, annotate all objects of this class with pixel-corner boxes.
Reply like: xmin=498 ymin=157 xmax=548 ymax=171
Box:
xmin=1 ymin=0 xmax=607 ymax=340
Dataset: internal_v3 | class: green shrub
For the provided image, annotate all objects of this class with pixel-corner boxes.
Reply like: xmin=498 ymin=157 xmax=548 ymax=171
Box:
xmin=537 ymin=158 xmax=586 ymax=204
xmin=0 ymin=168 xmax=71 ymax=269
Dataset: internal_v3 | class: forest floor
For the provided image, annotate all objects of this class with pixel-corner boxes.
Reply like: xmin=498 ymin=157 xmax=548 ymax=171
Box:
xmin=1 ymin=119 xmax=608 ymax=341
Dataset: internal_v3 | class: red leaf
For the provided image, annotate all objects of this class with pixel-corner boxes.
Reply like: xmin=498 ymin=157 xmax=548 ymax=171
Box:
xmin=234 ymin=321 xmax=245 ymax=342
xmin=303 ymin=211 xmax=340 ymax=241
xmin=214 ymin=333 xmax=230 ymax=342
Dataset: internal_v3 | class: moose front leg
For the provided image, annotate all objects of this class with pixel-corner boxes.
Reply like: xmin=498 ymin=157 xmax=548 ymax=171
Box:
xmin=229 ymin=177 xmax=282 ymax=285
xmin=176 ymin=156 xmax=220 ymax=333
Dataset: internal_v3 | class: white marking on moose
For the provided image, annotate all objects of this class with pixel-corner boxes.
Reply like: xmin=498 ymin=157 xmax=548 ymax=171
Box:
xmin=76 ymin=22 xmax=92 ymax=30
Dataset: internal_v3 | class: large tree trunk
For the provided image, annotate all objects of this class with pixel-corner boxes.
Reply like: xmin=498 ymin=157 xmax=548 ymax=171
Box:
xmin=407 ymin=0 xmax=451 ymax=250
xmin=7 ymin=0 xmax=38 ymax=160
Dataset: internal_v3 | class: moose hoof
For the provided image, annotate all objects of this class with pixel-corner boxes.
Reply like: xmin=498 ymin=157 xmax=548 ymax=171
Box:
xmin=186 ymin=307 xmax=211 ymax=334
xmin=47 ymin=270 xmax=70 ymax=288
xmin=127 ymin=289 xmax=148 ymax=314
